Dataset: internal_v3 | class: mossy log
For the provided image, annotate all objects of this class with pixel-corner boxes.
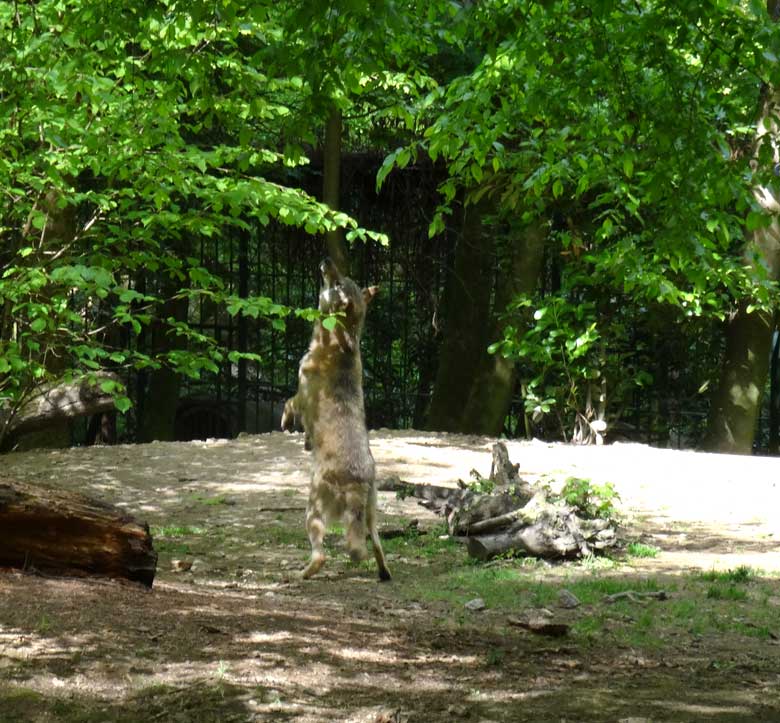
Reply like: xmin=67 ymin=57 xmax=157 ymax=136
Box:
xmin=0 ymin=478 xmax=157 ymax=587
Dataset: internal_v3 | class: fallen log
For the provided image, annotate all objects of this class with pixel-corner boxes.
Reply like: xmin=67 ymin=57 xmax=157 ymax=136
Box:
xmin=467 ymin=516 xmax=616 ymax=560
xmin=449 ymin=488 xmax=536 ymax=536
xmin=0 ymin=478 xmax=157 ymax=587
xmin=0 ymin=373 xmax=121 ymax=443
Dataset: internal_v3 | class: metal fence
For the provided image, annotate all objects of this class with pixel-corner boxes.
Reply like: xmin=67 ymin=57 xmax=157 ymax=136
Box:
xmin=131 ymin=156 xmax=456 ymax=441
xmin=103 ymin=155 xmax=775 ymax=452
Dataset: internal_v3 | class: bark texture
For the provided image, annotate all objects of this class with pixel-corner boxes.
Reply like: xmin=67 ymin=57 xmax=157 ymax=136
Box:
xmin=0 ymin=478 xmax=157 ymax=587
xmin=138 ymin=294 xmax=189 ymax=443
xmin=426 ymin=202 xmax=494 ymax=431
xmin=704 ymin=304 xmax=776 ymax=453
xmin=460 ymin=220 xmax=547 ymax=435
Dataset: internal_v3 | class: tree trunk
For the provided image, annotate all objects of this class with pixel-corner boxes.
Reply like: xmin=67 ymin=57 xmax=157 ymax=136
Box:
xmin=769 ymin=326 xmax=780 ymax=454
xmin=138 ymin=294 xmax=189 ymax=443
xmin=19 ymin=189 xmax=80 ymax=450
xmin=704 ymin=55 xmax=780 ymax=453
xmin=323 ymin=107 xmax=350 ymax=275
xmin=426 ymin=201 xmax=494 ymax=431
xmin=0 ymin=478 xmax=157 ymax=587
xmin=460 ymin=219 xmax=547 ymax=435
xmin=704 ymin=304 xmax=776 ymax=453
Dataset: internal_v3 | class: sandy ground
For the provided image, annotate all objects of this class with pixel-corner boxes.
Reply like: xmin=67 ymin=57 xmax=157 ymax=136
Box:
xmin=1 ymin=431 xmax=779 ymax=722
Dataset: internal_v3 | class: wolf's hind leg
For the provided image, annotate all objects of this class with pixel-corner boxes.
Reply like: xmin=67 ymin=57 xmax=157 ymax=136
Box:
xmin=302 ymin=501 xmax=326 ymax=579
xmin=367 ymin=485 xmax=391 ymax=581
xmin=344 ymin=491 xmax=369 ymax=563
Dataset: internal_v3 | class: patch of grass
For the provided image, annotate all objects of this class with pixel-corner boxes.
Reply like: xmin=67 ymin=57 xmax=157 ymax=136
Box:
xmin=572 ymin=615 xmax=603 ymax=640
xmin=626 ymin=542 xmax=660 ymax=558
xmin=187 ymin=493 xmax=231 ymax=507
xmin=153 ymin=540 xmax=192 ymax=555
xmin=485 ymin=647 xmax=506 ymax=666
xmin=735 ymin=622 xmax=775 ymax=639
xmin=382 ymin=523 xmax=460 ymax=559
xmin=706 ymin=585 xmax=748 ymax=601
xmin=698 ymin=566 xmax=756 ymax=584
xmin=0 ymin=686 xmax=43 ymax=705
xmin=258 ymin=523 xmax=307 ymax=548
xmin=404 ymin=560 xmax=567 ymax=613
xmin=567 ymin=576 xmax=665 ymax=605
xmin=152 ymin=524 xmax=207 ymax=538
xmin=151 ymin=524 xmax=206 ymax=555
xmin=215 ymin=660 xmax=230 ymax=680
xmin=576 ymin=553 xmax=618 ymax=571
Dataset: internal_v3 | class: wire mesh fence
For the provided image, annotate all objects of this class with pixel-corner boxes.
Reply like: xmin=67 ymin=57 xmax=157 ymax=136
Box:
xmin=65 ymin=156 xmax=776 ymax=452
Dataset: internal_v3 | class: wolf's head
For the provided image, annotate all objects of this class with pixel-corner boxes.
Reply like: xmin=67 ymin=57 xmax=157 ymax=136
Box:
xmin=318 ymin=258 xmax=378 ymax=341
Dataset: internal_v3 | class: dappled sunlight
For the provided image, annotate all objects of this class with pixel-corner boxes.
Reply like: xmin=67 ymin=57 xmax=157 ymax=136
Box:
xmin=3 ymin=432 xmax=780 ymax=720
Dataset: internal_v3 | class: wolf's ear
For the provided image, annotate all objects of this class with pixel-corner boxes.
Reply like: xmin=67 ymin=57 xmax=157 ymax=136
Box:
xmin=363 ymin=286 xmax=379 ymax=305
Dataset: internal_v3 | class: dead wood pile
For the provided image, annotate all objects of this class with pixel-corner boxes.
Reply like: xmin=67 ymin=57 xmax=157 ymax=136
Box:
xmin=379 ymin=442 xmax=617 ymax=560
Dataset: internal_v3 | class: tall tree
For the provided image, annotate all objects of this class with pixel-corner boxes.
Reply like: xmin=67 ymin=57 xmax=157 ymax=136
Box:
xmin=0 ymin=0 xmax=385 ymax=444
xmin=460 ymin=219 xmax=547 ymax=435
xmin=705 ymin=0 xmax=780 ymax=453
xmin=426 ymin=201 xmax=494 ymax=431
xmin=382 ymin=0 xmax=779 ymax=442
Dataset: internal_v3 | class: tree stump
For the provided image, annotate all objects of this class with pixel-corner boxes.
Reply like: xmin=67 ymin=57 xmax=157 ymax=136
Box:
xmin=0 ymin=479 xmax=157 ymax=587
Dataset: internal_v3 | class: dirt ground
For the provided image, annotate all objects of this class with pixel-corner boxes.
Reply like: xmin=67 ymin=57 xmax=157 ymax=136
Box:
xmin=1 ymin=430 xmax=779 ymax=722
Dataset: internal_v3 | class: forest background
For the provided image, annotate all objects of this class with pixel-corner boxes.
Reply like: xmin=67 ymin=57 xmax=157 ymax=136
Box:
xmin=3 ymin=0 xmax=780 ymax=456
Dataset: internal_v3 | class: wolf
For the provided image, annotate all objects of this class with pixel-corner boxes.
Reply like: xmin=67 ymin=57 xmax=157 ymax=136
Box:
xmin=282 ymin=258 xmax=391 ymax=581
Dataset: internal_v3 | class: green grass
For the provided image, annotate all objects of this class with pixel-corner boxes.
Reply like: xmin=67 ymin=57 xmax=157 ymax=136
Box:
xmin=386 ymin=527 xmax=778 ymax=651
xmin=186 ymin=493 xmax=231 ymax=507
xmin=0 ymin=682 xmax=252 ymax=723
xmin=706 ymin=585 xmax=748 ymax=601
xmin=567 ymin=575 xmax=666 ymax=604
xmin=626 ymin=541 xmax=660 ymax=558
xmin=151 ymin=523 xmax=208 ymax=555
xmin=698 ymin=566 xmax=756 ymax=584
xmin=257 ymin=523 xmax=308 ymax=548
xmin=382 ymin=523 xmax=460 ymax=559
xmin=152 ymin=524 xmax=207 ymax=538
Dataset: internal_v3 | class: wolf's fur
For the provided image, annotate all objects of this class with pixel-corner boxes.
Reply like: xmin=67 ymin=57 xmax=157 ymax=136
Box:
xmin=282 ymin=259 xmax=390 ymax=581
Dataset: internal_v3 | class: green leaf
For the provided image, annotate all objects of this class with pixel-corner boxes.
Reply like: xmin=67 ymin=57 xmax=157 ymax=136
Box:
xmin=100 ymin=379 xmax=118 ymax=393
xmin=114 ymin=396 xmax=132 ymax=413
xmin=746 ymin=211 xmax=766 ymax=231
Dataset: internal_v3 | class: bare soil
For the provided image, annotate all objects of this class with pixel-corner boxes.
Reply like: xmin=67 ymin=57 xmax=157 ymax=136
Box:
xmin=1 ymin=430 xmax=779 ymax=722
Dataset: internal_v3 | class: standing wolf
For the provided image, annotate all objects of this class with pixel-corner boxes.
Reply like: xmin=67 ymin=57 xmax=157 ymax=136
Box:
xmin=281 ymin=258 xmax=391 ymax=581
